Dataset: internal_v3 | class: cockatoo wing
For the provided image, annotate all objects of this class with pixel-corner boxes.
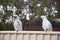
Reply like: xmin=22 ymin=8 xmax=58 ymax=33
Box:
xmin=14 ymin=20 xmax=19 ymax=31
xmin=17 ymin=20 xmax=23 ymax=31
xmin=47 ymin=21 xmax=52 ymax=31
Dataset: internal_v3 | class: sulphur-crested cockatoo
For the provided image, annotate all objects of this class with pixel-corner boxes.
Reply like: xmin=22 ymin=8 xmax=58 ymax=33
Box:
xmin=41 ymin=15 xmax=52 ymax=31
xmin=13 ymin=15 xmax=23 ymax=31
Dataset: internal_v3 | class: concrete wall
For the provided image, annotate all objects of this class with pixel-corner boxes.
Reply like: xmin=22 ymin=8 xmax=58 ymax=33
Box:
xmin=0 ymin=31 xmax=60 ymax=40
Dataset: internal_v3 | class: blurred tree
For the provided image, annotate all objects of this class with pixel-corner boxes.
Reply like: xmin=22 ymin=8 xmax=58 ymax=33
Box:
xmin=0 ymin=0 xmax=60 ymax=30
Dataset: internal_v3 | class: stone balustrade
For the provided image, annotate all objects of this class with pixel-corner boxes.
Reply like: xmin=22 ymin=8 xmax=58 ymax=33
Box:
xmin=0 ymin=31 xmax=60 ymax=40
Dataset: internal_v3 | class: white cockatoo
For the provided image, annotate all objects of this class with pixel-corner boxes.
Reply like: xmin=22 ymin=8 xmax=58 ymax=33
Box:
xmin=41 ymin=15 xmax=52 ymax=31
xmin=13 ymin=15 xmax=23 ymax=31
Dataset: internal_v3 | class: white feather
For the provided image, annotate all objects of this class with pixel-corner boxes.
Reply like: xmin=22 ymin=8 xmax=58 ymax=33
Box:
xmin=41 ymin=15 xmax=52 ymax=31
xmin=14 ymin=15 xmax=23 ymax=31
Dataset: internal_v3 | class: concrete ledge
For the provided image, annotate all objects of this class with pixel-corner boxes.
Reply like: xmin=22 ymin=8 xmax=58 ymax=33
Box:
xmin=0 ymin=31 xmax=60 ymax=40
xmin=0 ymin=31 xmax=60 ymax=34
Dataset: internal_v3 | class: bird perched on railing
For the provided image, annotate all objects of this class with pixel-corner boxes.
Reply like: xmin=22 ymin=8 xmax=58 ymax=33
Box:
xmin=13 ymin=15 xmax=23 ymax=32
xmin=41 ymin=15 xmax=52 ymax=31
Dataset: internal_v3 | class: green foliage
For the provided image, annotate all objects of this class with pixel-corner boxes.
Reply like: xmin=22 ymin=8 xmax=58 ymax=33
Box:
xmin=0 ymin=0 xmax=16 ymax=6
xmin=34 ymin=7 xmax=43 ymax=16
xmin=0 ymin=0 xmax=9 ymax=5
xmin=0 ymin=22 xmax=14 ymax=30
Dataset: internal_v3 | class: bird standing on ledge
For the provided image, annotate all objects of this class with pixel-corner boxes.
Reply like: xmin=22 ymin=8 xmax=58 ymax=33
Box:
xmin=13 ymin=15 xmax=23 ymax=32
xmin=41 ymin=15 xmax=52 ymax=32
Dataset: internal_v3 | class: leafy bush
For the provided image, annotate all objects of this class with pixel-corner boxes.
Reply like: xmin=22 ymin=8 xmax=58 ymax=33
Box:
xmin=0 ymin=22 xmax=14 ymax=30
